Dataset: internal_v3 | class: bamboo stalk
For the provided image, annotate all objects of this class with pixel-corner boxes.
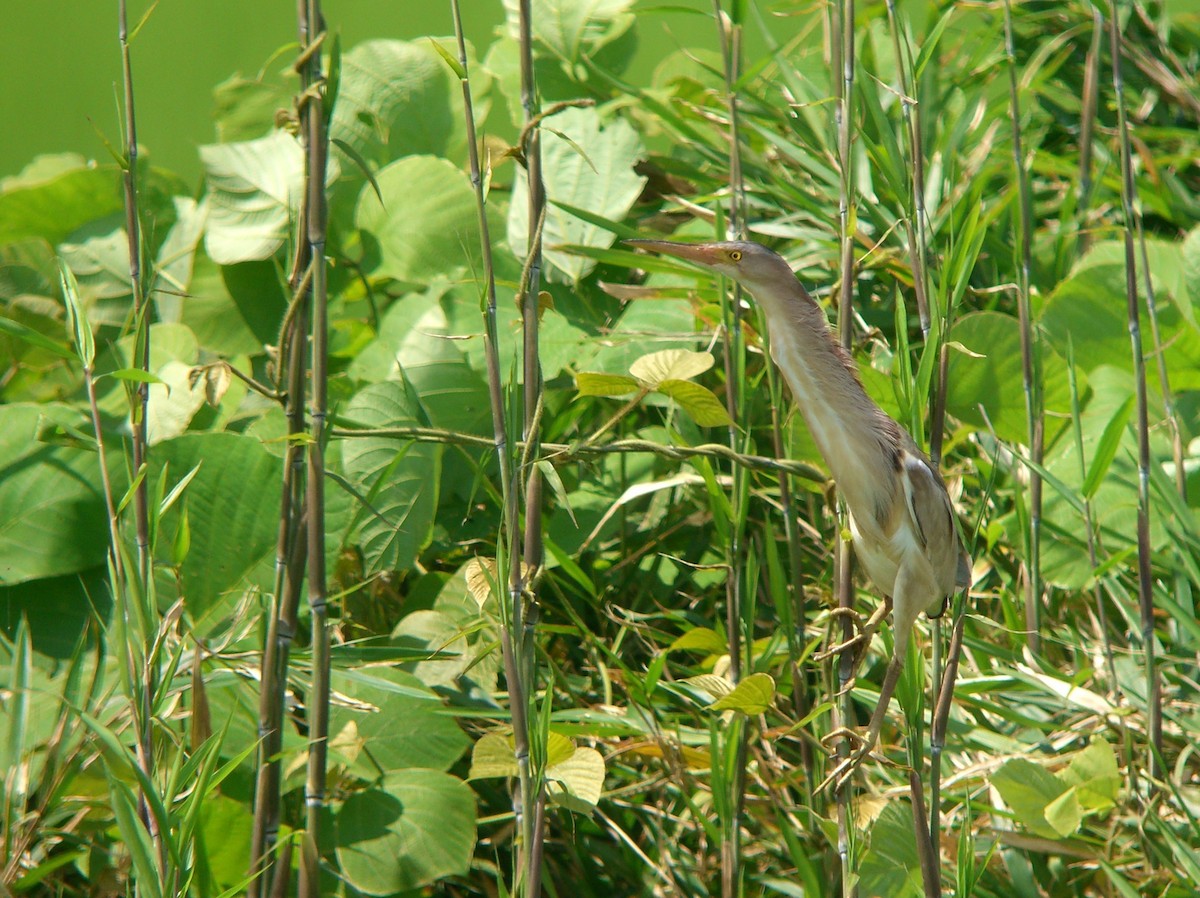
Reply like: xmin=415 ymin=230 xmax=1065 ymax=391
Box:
xmin=1002 ymin=0 xmax=1044 ymax=655
xmin=296 ymin=0 xmax=331 ymax=894
xmin=514 ymin=2 xmax=546 ymax=892
xmin=1106 ymin=0 xmax=1161 ymax=782
xmin=116 ymin=1 xmax=161 ymax=875
xmin=832 ymin=0 xmax=858 ymax=893
xmin=713 ymin=7 xmax=749 ymax=895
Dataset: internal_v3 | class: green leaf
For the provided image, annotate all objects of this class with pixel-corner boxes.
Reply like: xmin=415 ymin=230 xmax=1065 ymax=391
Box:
xmin=340 ymin=382 xmax=442 ymax=574
xmin=0 ymin=404 xmax=115 ymax=584
xmin=991 ymin=758 xmax=1067 ymax=839
xmin=1043 ymin=787 xmax=1083 ymax=837
xmin=668 ymin=627 xmax=727 ymax=654
xmin=945 ymin=311 xmax=1076 ymax=443
xmin=151 ymin=433 xmax=281 ymax=620
xmin=1060 ymin=739 xmax=1120 ymax=810
xmin=58 ymin=261 xmax=93 ymax=367
xmin=329 ymin=667 xmax=468 ymax=775
xmin=509 ymin=106 xmax=646 ymax=282
xmin=427 ymin=37 xmax=465 ymax=80
xmin=335 ymin=770 xmax=476 ymax=896
xmin=657 ymin=379 xmax=733 ymax=427
xmin=331 ymin=39 xmax=488 ymax=164
xmin=857 ymin=800 xmax=924 ymax=898
xmin=102 ymin=367 xmax=166 ymax=385
xmin=0 ymin=156 xmax=123 ymax=245
xmin=199 ymin=130 xmax=305 ymax=265
xmin=355 ymin=155 xmax=480 ymax=285
xmin=1081 ymin=395 xmax=1134 ymax=499
xmin=575 ymin=371 xmax=639 ymax=396
xmin=0 ymin=316 xmax=76 ymax=360
xmin=629 ymin=349 xmax=714 ymax=387
xmin=710 ymin=672 xmax=775 ymax=715
xmin=502 ymin=0 xmax=635 ymax=65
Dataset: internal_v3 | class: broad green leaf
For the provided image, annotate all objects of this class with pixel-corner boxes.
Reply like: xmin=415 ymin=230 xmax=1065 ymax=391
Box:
xmin=657 ymin=379 xmax=733 ymax=427
xmin=502 ymin=0 xmax=635 ymax=64
xmin=575 ymin=371 xmax=639 ymax=396
xmin=0 ymin=156 xmax=123 ymax=246
xmin=0 ymin=404 xmax=116 ymax=584
xmin=509 ymin=106 xmax=646 ymax=282
xmin=945 ymin=311 xmax=1076 ymax=443
xmin=200 ymin=130 xmax=305 ymax=265
xmin=330 ymin=667 xmax=468 ymax=776
xmin=1183 ymin=225 xmax=1200 ymax=328
xmin=710 ymin=672 xmax=775 ymax=715
xmin=355 ymin=155 xmax=480 ymax=285
xmin=150 ymin=195 xmax=206 ymax=323
xmin=469 ymin=732 xmax=518 ymax=779
xmin=58 ymin=227 xmax=129 ymax=302
xmin=629 ymin=349 xmax=714 ymax=387
xmin=197 ymin=794 xmax=254 ymax=890
xmin=335 ymin=770 xmax=476 ymax=896
xmin=152 ymin=433 xmax=281 ymax=620
xmin=1043 ymin=787 xmax=1083 ymax=838
xmin=331 ymin=39 xmax=488 ymax=165
xmin=211 ymin=70 xmax=294 ymax=143
xmin=1060 ymin=739 xmax=1120 ymax=810
xmin=390 ymin=609 xmax=480 ymax=691
xmin=991 ymin=758 xmax=1067 ymax=840
xmin=668 ymin=627 xmax=727 ymax=654
xmin=341 ymin=381 xmax=441 ymax=574
xmin=184 ymin=254 xmax=287 ymax=356
xmin=857 ymin=800 xmax=924 ymax=898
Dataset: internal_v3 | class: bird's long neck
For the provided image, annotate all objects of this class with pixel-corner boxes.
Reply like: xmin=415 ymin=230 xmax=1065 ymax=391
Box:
xmin=758 ymin=291 xmax=902 ymax=527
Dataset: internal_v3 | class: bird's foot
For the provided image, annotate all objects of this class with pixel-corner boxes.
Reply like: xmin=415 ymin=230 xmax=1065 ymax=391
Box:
xmin=814 ymin=607 xmax=870 ymax=663
xmin=816 ymin=729 xmax=889 ymax=791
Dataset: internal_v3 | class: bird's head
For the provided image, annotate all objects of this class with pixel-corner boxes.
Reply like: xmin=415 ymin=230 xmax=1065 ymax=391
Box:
xmin=624 ymin=239 xmax=802 ymax=315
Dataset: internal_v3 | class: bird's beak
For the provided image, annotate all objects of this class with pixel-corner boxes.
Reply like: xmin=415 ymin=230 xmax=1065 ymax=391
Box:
xmin=625 ymin=239 xmax=723 ymax=270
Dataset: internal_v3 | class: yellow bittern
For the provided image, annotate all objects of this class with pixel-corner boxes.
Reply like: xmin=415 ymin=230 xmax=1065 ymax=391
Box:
xmin=627 ymin=239 xmax=971 ymax=783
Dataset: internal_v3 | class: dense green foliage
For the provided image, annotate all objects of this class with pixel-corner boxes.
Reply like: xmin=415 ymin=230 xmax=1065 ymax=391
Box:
xmin=2 ymin=0 xmax=1199 ymax=896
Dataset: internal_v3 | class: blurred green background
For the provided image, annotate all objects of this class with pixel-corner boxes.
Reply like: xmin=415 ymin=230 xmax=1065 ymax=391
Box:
xmin=3 ymin=0 xmax=756 ymax=184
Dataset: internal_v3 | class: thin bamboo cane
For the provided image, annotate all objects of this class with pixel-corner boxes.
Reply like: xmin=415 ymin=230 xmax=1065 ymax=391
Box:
xmin=514 ymin=3 xmax=545 ymax=892
xmin=297 ymin=0 xmax=331 ymax=894
xmin=1106 ymin=0 xmax=1162 ymax=782
xmin=1002 ymin=0 xmax=1045 ymax=656
xmin=116 ymin=1 xmax=161 ymax=874
xmin=250 ymin=263 xmax=313 ymax=898
xmin=713 ymin=8 xmax=749 ymax=893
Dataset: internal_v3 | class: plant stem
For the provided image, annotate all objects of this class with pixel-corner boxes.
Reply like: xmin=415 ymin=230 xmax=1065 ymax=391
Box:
xmin=1106 ymin=0 xmax=1161 ymax=783
xmin=1003 ymin=0 xmax=1044 ymax=656
xmin=296 ymin=1 xmax=331 ymax=895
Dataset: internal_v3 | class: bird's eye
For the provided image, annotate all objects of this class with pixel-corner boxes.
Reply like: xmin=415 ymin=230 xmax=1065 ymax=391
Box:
xmin=729 ymin=250 xmax=742 ymax=262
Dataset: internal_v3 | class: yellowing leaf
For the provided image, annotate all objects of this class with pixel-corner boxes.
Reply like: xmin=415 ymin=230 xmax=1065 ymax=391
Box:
xmin=657 ymin=379 xmax=733 ymax=427
xmin=547 ymin=746 xmax=605 ymax=812
xmin=668 ymin=627 xmax=727 ymax=655
xmin=468 ymin=732 xmax=517 ymax=779
xmin=629 ymin=349 xmax=714 ymax=387
xmin=710 ymin=672 xmax=775 ymax=715
xmin=575 ymin=371 xmax=640 ymax=397
xmin=681 ymin=674 xmax=734 ymax=701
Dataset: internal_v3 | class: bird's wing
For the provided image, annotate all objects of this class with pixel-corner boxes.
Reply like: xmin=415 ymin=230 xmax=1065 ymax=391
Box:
xmin=899 ymin=450 xmax=971 ymax=591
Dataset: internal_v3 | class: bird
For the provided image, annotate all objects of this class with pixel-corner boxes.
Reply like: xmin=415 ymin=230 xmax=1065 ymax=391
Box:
xmin=626 ymin=238 xmax=971 ymax=785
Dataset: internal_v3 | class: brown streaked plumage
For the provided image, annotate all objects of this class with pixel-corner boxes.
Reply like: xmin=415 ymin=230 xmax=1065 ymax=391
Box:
xmin=627 ymin=238 xmax=971 ymax=784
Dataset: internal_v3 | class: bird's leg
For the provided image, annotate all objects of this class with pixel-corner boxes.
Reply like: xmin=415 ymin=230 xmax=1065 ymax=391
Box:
xmin=818 ymin=652 xmax=906 ymax=790
xmin=813 ymin=597 xmax=892 ymax=664
xmin=818 ymin=560 xmax=931 ymax=791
